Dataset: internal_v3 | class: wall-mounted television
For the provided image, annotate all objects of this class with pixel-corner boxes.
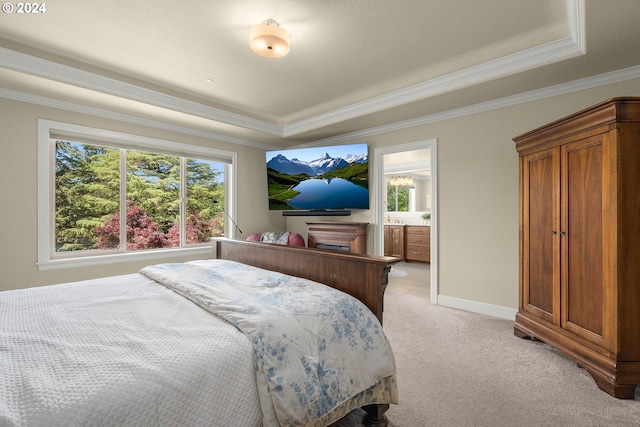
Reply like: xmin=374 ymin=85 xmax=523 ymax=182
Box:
xmin=266 ymin=143 xmax=369 ymax=215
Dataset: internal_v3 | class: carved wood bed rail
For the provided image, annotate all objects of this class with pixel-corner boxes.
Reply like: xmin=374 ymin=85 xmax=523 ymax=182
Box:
xmin=211 ymin=237 xmax=400 ymax=325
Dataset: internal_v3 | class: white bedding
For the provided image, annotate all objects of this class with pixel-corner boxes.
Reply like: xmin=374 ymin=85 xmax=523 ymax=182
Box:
xmin=0 ymin=273 xmax=264 ymax=427
xmin=0 ymin=261 xmax=397 ymax=427
xmin=140 ymin=260 xmax=397 ymax=426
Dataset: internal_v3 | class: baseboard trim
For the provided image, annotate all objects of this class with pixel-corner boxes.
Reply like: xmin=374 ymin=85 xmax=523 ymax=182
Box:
xmin=437 ymin=295 xmax=517 ymax=321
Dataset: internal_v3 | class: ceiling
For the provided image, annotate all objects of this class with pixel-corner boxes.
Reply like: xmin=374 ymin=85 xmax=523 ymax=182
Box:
xmin=384 ymin=149 xmax=430 ymax=178
xmin=1 ymin=0 xmax=640 ymax=149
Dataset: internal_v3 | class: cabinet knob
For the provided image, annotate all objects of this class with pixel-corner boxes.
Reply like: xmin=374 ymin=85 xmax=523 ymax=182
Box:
xmin=552 ymin=231 xmax=558 ymax=235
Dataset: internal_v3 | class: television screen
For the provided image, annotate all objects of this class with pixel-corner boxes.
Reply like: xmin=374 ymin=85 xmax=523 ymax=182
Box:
xmin=266 ymin=143 xmax=369 ymax=211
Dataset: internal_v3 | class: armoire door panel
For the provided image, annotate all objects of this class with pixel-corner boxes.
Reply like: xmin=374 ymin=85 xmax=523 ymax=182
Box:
xmin=522 ymin=149 xmax=559 ymax=323
xmin=561 ymin=138 xmax=605 ymax=343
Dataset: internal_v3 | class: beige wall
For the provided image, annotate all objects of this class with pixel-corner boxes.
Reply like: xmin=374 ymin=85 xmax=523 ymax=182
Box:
xmin=284 ymin=79 xmax=640 ymax=310
xmin=0 ymin=99 xmax=284 ymax=290
xmin=2 ymin=78 xmax=639 ymax=313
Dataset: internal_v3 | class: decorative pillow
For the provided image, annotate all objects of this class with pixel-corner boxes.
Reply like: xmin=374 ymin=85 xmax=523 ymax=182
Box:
xmin=259 ymin=231 xmax=290 ymax=245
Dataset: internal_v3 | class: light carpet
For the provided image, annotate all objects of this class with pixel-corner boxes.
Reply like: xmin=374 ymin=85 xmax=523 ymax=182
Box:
xmin=336 ymin=291 xmax=640 ymax=426
xmin=389 ymin=268 xmax=408 ymax=278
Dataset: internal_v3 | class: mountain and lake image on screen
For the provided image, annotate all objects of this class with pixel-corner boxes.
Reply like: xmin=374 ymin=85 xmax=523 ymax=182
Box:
xmin=266 ymin=143 xmax=369 ymax=211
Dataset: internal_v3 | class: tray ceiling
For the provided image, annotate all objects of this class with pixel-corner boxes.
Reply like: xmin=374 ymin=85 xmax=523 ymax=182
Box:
xmin=1 ymin=0 xmax=640 ymax=147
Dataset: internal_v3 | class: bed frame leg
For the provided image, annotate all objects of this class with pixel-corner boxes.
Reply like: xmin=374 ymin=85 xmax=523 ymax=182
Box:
xmin=362 ymin=404 xmax=389 ymax=427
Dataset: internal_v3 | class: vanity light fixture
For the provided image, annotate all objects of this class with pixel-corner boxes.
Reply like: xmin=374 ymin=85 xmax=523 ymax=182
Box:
xmin=389 ymin=175 xmax=415 ymax=188
xmin=249 ymin=19 xmax=290 ymax=58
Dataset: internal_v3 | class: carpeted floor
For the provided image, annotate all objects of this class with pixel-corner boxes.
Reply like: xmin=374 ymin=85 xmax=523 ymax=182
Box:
xmin=336 ymin=291 xmax=640 ymax=426
xmin=387 ymin=262 xmax=430 ymax=300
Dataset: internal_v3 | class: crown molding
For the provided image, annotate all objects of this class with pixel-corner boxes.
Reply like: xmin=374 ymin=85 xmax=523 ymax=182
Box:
xmin=308 ymin=64 xmax=640 ymax=146
xmin=0 ymin=47 xmax=283 ymax=137
xmin=0 ymin=30 xmax=584 ymax=141
xmin=0 ymin=1 xmax=585 ymax=141
xmin=283 ymin=37 xmax=584 ymax=137
xmin=566 ymin=0 xmax=585 ymax=49
xmin=4 ymin=1 xmax=636 ymax=151
xmin=0 ymin=87 xmax=280 ymax=150
xmin=283 ymin=0 xmax=585 ymax=137
xmin=5 ymin=62 xmax=638 ymax=152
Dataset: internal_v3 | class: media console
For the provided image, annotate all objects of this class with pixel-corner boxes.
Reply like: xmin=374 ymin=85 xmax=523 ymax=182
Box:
xmin=306 ymin=222 xmax=368 ymax=254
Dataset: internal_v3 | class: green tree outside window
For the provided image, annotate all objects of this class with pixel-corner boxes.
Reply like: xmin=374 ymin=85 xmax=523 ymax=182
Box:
xmin=55 ymin=141 xmax=225 ymax=252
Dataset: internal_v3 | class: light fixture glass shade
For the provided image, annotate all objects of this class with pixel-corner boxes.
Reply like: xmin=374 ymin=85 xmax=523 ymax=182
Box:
xmin=250 ymin=19 xmax=290 ymax=58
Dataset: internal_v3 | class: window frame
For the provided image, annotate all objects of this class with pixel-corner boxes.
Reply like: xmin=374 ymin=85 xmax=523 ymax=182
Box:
xmin=386 ymin=178 xmax=416 ymax=212
xmin=37 ymin=119 xmax=237 ymax=271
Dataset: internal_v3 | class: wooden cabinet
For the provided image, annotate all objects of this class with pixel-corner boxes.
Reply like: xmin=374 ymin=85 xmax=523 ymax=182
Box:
xmin=513 ymin=97 xmax=640 ymax=399
xmin=383 ymin=225 xmax=430 ymax=263
xmin=306 ymin=222 xmax=368 ymax=254
xmin=384 ymin=225 xmax=404 ymax=258
xmin=404 ymin=226 xmax=430 ymax=263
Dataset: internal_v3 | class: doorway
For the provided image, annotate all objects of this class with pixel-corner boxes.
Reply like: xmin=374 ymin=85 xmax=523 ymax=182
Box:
xmin=373 ymin=139 xmax=438 ymax=303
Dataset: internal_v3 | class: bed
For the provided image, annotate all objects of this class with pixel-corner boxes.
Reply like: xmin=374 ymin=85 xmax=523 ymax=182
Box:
xmin=1 ymin=238 xmax=400 ymax=427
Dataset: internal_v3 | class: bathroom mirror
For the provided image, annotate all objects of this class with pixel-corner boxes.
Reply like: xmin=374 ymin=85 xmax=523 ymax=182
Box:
xmin=383 ymin=149 xmax=430 ymax=213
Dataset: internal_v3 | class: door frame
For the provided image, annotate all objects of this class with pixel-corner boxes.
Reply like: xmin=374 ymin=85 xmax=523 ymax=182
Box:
xmin=373 ymin=139 xmax=438 ymax=303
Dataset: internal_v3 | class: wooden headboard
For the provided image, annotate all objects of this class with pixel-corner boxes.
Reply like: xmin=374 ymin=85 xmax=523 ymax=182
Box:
xmin=211 ymin=238 xmax=400 ymax=325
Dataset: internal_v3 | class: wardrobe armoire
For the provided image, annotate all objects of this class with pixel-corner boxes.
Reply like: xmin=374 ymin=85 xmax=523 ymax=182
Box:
xmin=513 ymin=97 xmax=640 ymax=398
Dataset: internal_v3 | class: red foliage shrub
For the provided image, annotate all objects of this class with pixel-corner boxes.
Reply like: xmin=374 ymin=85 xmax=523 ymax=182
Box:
xmin=97 ymin=201 xmax=169 ymax=250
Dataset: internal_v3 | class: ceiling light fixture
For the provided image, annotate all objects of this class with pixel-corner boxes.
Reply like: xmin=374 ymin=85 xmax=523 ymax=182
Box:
xmin=249 ymin=19 xmax=290 ymax=58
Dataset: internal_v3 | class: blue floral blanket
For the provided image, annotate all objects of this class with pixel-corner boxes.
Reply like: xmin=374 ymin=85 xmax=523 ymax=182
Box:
xmin=139 ymin=259 xmax=396 ymax=426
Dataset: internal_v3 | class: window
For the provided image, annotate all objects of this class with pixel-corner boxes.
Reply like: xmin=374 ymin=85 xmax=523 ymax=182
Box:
xmin=386 ymin=182 xmax=415 ymax=212
xmin=38 ymin=120 xmax=237 ymax=270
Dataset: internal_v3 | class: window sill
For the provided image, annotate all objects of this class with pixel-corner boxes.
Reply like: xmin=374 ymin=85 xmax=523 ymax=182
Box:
xmin=37 ymin=246 xmax=213 ymax=271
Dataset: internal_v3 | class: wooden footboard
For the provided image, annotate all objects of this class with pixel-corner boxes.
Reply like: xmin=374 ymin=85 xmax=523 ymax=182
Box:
xmin=211 ymin=238 xmax=400 ymax=325
xmin=212 ymin=238 xmax=400 ymax=426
